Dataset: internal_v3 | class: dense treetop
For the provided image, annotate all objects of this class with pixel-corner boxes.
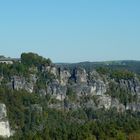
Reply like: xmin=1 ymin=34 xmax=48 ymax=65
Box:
xmin=21 ymin=52 xmax=52 ymax=67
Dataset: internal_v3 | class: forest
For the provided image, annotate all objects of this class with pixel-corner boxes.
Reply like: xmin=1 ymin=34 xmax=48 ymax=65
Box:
xmin=0 ymin=53 xmax=140 ymax=140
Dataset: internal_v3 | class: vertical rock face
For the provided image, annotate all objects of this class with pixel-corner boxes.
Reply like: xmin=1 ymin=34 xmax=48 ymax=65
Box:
xmin=30 ymin=74 xmax=37 ymax=84
xmin=118 ymin=78 xmax=140 ymax=95
xmin=75 ymin=68 xmax=87 ymax=83
xmin=12 ymin=76 xmax=25 ymax=91
xmin=47 ymin=79 xmax=67 ymax=101
xmin=126 ymin=103 xmax=140 ymax=112
xmin=0 ymin=103 xmax=11 ymax=138
xmin=4 ymin=63 xmax=140 ymax=112
xmin=49 ymin=67 xmax=58 ymax=77
xmin=89 ymin=70 xmax=108 ymax=95
xmin=60 ymin=70 xmax=71 ymax=86
xmin=0 ymin=104 xmax=7 ymax=120
xmin=11 ymin=76 xmax=34 ymax=93
xmin=92 ymin=80 xmax=107 ymax=95
xmin=97 ymin=95 xmax=112 ymax=110
xmin=43 ymin=66 xmax=58 ymax=77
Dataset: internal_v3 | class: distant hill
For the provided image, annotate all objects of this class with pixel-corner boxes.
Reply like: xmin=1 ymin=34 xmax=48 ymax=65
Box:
xmin=56 ymin=60 xmax=140 ymax=74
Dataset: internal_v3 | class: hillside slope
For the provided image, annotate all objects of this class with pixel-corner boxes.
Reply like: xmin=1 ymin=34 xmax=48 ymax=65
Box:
xmin=0 ymin=53 xmax=140 ymax=140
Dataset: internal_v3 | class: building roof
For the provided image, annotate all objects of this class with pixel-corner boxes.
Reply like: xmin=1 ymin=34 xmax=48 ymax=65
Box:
xmin=0 ymin=58 xmax=21 ymax=61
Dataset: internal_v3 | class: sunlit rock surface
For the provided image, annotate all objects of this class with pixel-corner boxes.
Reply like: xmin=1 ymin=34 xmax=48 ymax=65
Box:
xmin=0 ymin=103 xmax=11 ymax=138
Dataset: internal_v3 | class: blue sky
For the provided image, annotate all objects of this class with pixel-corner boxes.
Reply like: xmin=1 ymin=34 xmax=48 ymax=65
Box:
xmin=0 ymin=0 xmax=140 ymax=62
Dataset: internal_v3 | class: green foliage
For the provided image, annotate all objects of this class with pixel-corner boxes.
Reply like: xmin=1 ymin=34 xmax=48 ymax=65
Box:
xmin=0 ymin=86 xmax=140 ymax=139
xmin=96 ymin=67 xmax=109 ymax=75
xmin=96 ymin=67 xmax=134 ymax=80
xmin=66 ymin=87 xmax=77 ymax=102
xmin=21 ymin=52 xmax=51 ymax=67
xmin=107 ymin=81 xmax=138 ymax=105
xmin=110 ymin=69 xmax=134 ymax=80
xmin=116 ymin=131 xmax=126 ymax=140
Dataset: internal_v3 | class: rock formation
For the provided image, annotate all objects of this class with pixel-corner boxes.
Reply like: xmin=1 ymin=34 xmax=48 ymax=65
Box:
xmin=0 ymin=103 xmax=12 ymax=138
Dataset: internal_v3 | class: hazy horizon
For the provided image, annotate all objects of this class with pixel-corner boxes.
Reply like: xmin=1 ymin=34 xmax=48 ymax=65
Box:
xmin=0 ymin=0 xmax=140 ymax=63
xmin=1 ymin=53 xmax=140 ymax=64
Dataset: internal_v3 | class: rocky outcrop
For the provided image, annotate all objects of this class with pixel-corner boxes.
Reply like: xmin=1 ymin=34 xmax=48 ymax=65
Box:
xmin=4 ymin=64 xmax=140 ymax=112
xmin=119 ymin=78 xmax=140 ymax=95
xmin=59 ymin=69 xmax=71 ymax=86
xmin=46 ymin=68 xmax=110 ymax=112
xmin=75 ymin=68 xmax=87 ymax=83
xmin=11 ymin=76 xmax=34 ymax=93
xmin=47 ymin=80 xmax=67 ymax=101
xmin=91 ymin=80 xmax=107 ymax=96
xmin=42 ymin=66 xmax=58 ymax=77
xmin=97 ymin=95 xmax=112 ymax=110
xmin=89 ymin=70 xmax=108 ymax=95
xmin=126 ymin=103 xmax=140 ymax=112
xmin=30 ymin=74 xmax=38 ymax=84
xmin=111 ymin=98 xmax=125 ymax=113
xmin=0 ymin=103 xmax=12 ymax=138
xmin=61 ymin=69 xmax=108 ymax=98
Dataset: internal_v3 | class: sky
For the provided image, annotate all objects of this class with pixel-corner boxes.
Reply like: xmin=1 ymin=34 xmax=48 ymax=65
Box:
xmin=0 ymin=0 xmax=140 ymax=63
